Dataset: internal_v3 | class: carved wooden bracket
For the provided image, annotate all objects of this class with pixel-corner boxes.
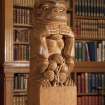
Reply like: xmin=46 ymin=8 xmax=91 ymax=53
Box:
xmin=30 ymin=0 xmax=75 ymax=87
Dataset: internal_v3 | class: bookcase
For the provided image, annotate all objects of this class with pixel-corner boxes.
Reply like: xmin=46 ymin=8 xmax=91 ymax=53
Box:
xmin=13 ymin=0 xmax=34 ymax=105
xmin=2 ymin=0 xmax=33 ymax=105
xmin=1 ymin=0 xmax=105 ymax=105
xmin=72 ymin=0 xmax=105 ymax=105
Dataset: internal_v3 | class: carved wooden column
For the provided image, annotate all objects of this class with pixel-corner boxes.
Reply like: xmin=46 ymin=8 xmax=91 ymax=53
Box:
xmin=28 ymin=0 xmax=77 ymax=105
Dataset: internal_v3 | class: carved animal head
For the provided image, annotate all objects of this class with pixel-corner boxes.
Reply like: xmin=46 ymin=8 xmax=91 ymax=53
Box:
xmin=34 ymin=0 xmax=67 ymax=23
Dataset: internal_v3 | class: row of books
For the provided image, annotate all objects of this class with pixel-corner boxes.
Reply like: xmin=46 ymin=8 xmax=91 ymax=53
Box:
xmin=13 ymin=8 xmax=32 ymax=25
xmin=75 ymin=0 xmax=105 ymax=17
xmin=14 ymin=73 xmax=28 ymax=90
xmin=77 ymin=73 xmax=105 ymax=94
xmin=13 ymin=96 xmax=27 ymax=105
xmin=75 ymin=19 xmax=105 ymax=39
xmin=13 ymin=0 xmax=35 ymax=7
xmin=14 ymin=45 xmax=30 ymax=61
xmin=78 ymin=96 xmax=104 ymax=105
xmin=75 ymin=41 xmax=105 ymax=62
xmin=13 ymin=29 xmax=30 ymax=43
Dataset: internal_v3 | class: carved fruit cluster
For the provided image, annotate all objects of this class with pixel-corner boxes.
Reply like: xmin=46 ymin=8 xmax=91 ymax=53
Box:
xmin=43 ymin=54 xmax=69 ymax=86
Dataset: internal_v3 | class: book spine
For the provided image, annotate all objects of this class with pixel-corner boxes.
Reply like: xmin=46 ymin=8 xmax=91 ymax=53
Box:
xmin=77 ymin=73 xmax=81 ymax=94
xmin=14 ymin=73 xmax=28 ymax=90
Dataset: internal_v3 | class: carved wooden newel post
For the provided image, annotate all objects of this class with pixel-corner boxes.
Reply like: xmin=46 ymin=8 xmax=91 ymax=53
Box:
xmin=28 ymin=0 xmax=77 ymax=105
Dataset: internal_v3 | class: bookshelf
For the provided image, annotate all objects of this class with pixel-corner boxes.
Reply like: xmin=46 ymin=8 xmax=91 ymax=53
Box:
xmin=12 ymin=0 xmax=33 ymax=105
xmin=0 ymin=0 xmax=105 ymax=105
xmin=72 ymin=0 xmax=105 ymax=105
xmin=13 ymin=73 xmax=28 ymax=105
xmin=13 ymin=0 xmax=33 ymax=61
xmin=1 ymin=0 xmax=33 ymax=105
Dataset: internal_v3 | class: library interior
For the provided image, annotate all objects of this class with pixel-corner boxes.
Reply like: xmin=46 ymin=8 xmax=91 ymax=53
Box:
xmin=0 ymin=0 xmax=105 ymax=105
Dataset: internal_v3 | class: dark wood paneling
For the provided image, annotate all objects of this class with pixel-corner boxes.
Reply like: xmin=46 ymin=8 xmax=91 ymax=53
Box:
xmin=0 ymin=69 xmax=4 ymax=105
xmin=0 ymin=0 xmax=5 ymax=67
xmin=0 ymin=0 xmax=4 ymax=105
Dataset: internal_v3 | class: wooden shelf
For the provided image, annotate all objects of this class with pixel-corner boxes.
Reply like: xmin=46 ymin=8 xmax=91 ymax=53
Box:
xmin=13 ymin=90 xmax=27 ymax=96
xmin=14 ymin=23 xmax=32 ymax=28
xmin=14 ymin=93 xmax=27 ymax=96
xmin=77 ymin=93 xmax=105 ymax=96
xmin=75 ymin=16 xmax=105 ymax=20
xmin=4 ymin=61 xmax=29 ymax=73
xmin=75 ymin=37 xmax=105 ymax=41
xmin=13 ymin=5 xmax=33 ymax=9
xmin=14 ymin=89 xmax=27 ymax=93
xmin=3 ymin=61 xmax=105 ymax=73
xmin=14 ymin=42 xmax=29 ymax=45
xmin=74 ymin=62 xmax=105 ymax=72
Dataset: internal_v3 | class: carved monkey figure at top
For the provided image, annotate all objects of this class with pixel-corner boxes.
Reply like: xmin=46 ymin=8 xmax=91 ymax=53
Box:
xmin=30 ymin=0 xmax=75 ymax=87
